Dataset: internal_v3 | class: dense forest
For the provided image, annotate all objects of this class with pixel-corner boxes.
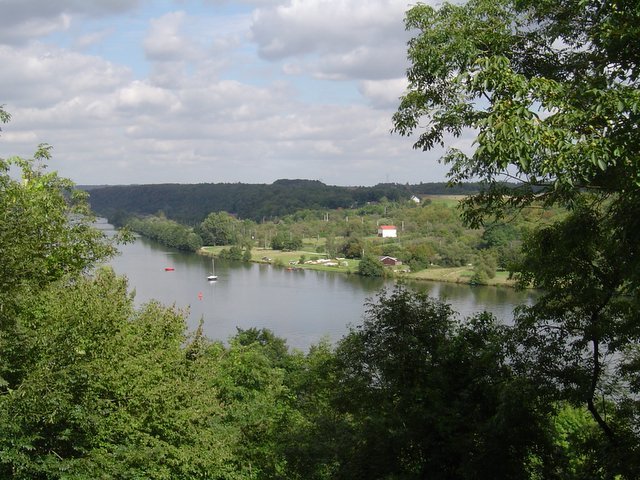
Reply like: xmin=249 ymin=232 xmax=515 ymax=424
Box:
xmin=2 ymin=0 xmax=640 ymax=477
xmin=83 ymin=179 xmax=484 ymax=225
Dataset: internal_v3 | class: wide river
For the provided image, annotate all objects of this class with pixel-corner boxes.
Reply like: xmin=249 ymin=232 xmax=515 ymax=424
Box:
xmin=104 ymin=225 xmax=535 ymax=351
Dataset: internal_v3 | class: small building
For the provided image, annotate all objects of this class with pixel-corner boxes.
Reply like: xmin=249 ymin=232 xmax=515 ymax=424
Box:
xmin=377 ymin=225 xmax=397 ymax=238
xmin=379 ymin=256 xmax=402 ymax=266
xmin=410 ymin=195 xmax=421 ymax=204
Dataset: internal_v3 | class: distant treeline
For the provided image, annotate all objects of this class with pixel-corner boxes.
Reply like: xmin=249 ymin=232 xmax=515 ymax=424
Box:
xmin=83 ymin=179 xmax=484 ymax=225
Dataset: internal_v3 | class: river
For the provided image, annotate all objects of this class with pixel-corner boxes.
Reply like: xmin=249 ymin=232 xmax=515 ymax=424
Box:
xmin=104 ymin=226 xmax=535 ymax=351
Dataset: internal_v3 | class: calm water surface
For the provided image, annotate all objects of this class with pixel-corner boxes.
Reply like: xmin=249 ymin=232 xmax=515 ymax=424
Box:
xmin=105 ymin=227 xmax=535 ymax=351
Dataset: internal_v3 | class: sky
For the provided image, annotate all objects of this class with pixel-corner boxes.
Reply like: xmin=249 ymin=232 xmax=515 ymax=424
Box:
xmin=0 ymin=0 xmax=458 ymax=186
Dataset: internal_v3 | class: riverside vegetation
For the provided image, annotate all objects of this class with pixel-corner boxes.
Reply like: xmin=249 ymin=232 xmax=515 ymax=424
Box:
xmin=119 ymin=195 xmax=562 ymax=286
xmin=0 ymin=144 xmax=615 ymax=478
xmin=2 ymin=0 xmax=640 ymax=477
xmin=1 ymin=144 xmax=634 ymax=478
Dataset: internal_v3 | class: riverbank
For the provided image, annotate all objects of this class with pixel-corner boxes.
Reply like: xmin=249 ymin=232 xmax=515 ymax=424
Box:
xmin=406 ymin=267 xmax=516 ymax=287
xmin=199 ymin=246 xmax=517 ymax=288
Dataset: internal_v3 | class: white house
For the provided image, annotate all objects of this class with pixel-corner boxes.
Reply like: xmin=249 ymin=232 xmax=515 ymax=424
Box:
xmin=377 ymin=225 xmax=397 ymax=238
xmin=410 ymin=195 xmax=421 ymax=204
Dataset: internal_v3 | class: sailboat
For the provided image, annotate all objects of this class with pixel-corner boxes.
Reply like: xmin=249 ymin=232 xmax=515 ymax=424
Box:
xmin=207 ymin=257 xmax=218 ymax=281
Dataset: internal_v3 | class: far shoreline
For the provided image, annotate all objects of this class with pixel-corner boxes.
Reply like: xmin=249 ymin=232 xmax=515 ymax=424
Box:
xmin=198 ymin=246 xmax=519 ymax=289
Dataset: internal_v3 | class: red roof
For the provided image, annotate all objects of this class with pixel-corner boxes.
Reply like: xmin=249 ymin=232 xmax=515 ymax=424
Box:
xmin=379 ymin=225 xmax=396 ymax=229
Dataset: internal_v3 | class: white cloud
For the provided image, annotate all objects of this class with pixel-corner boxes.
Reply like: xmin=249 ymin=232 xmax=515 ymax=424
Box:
xmin=0 ymin=14 xmax=71 ymax=45
xmin=0 ymin=0 xmax=142 ymax=45
xmin=250 ymin=0 xmax=412 ymax=80
xmin=73 ymin=28 xmax=115 ymax=50
xmin=1 ymin=130 xmax=38 ymax=144
xmin=116 ymin=81 xmax=181 ymax=112
xmin=359 ymin=78 xmax=407 ymax=109
xmin=0 ymin=0 xmax=451 ymax=186
xmin=251 ymin=0 xmax=409 ymax=58
xmin=144 ymin=11 xmax=203 ymax=62
xmin=0 ymin=43 xmax=131 ymax=106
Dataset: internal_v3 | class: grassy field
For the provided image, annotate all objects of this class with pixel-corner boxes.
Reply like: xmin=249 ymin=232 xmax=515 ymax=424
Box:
xmin=200 ymin=246 xmax=359 ymax=274
xmin=200 ymin=246 xmax=517 ymax=287
xmin=421 ymin=195 xmax=465 ymax=207
xmin=402 ymin=267 xmax=516 ymax=287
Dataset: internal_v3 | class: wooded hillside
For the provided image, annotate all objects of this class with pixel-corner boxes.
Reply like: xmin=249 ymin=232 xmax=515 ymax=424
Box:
xmin=84 ymin=180 xmax=483 ymax=225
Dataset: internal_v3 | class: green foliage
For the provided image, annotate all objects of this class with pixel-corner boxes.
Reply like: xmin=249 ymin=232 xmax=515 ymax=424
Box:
xmin=322 ymin=235 xmax=338 ymax=258
xmin=127 ymin=215 xmax=202 ymax=251
xmin=232 ymin=328 xmax=291 ymax=369
xmin=199 ymin=211 xmax=242 ymax=246
xmin=471 ymin=250 xmax=497 ymax=285
xmin=395 ymin=0 xmax=640 ymax=224
xmin=276 ymin=340 xmax=343 ymax=480
xmin=509 ymin=202 xmax=640 ymax=473
xmin=5 ymin=104 xmax=636 ymax=477
xmin=270 ymin=230 xmax=303 ymax=251
xmin=0 ymin=143 xmax=124 ymax=392
xmin=332 ymin=286 xmax=555 ymax=479
xmin=481 ymin=223 xmax=519 ymax=248
xmin=357 ymin=253 xmax=384 ymax=277
xmin=402 ymin=241 xmax=435 ymax=272
xmin=394 ymin=0 xmax=640 ymax=474
xmin=88 ymin=180 xmax=416 ymax=224
xmin=219 ymin=244 xmax=244 ymax=261
xmin=339 ymin=236 xmax=364 ymax=259
xmin=551 ymin=404 xmax=607 ymax=478
xmin=0 ymin=269 xmax=243 ymax=479
xmin=0 ymin=104 xmax=10 ymax=125
xmin=0 ymin=147 xmax=121 ymax=298
xmin=211 ymin=339 xmax=292 ymax=478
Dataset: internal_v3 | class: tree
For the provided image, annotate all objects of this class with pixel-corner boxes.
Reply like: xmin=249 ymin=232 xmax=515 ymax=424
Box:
xmin=219 ymin=244 xmax=244 ymax=260
xmin=0 ymin=268 xmax=251 ymax=479
xmin=481 ymin=223 xmax=519 ymax=249
xmin=403 ymin=241 xmax=435 ymax=272
xmin=471 ymin=249 xmax=497 ymax=285
xmin=198 ymin=211 xmax=239 ymax=246
xmin=0 ymin=148 xmax=120 ymax=299
xmin=0 ymin=110 xmax=249 ymax=477
xmin=394 ymin=0 xmax=640 ymax=220
xmin=127 ymin=216 xmax=202 ymax=251
xmin=332 ymin=286 xmax=555 ymax=479
xmin=243 ymin=245 xmax=253 ymax=262
xmin=0 ymin=135 xmax=124 ymax=391
xmin=393 ymin=0 xmax=640 ymax=472
xmin=214 ymin=329 xmax=297 ymax=478
xmin=270 ymin=230 xmax=302 ymax=251
xmin=356 ymin=253 xmax=384 ymax=277
xmin=339 ymin=236 xmax=364 ymax=259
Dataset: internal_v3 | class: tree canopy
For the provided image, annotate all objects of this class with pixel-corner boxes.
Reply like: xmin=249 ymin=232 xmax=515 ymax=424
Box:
xmin=393 ymin=0 xmax=640 ymax=473
xmin=3 ymin=2 xmax=640 ymax=471
xmin=394 ymin=0 xmax=640 ymax=221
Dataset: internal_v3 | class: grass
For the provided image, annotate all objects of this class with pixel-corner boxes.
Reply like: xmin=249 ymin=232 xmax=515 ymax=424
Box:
xmin=200 ymin=246 xmax=359 ymax=274
xmin=422 ymin=195 xmax=465 ymax=207
xmin=402 ymin=267 xmax=516 ymax=286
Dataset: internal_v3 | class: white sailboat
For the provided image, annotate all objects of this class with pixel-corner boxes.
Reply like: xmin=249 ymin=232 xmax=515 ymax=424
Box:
xmin=207 ymin=258 xmax=218 ymax=281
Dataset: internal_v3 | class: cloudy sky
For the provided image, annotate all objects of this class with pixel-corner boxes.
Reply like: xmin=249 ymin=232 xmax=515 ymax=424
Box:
xmin=0 ymin=0 xmax=454 ymax=186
